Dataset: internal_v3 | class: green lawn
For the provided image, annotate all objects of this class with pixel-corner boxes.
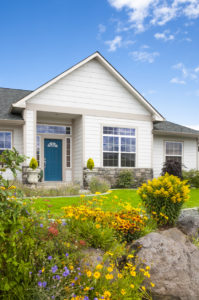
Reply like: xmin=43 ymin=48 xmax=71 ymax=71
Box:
xmin=30 ymin=188 xmax=199 ymax=217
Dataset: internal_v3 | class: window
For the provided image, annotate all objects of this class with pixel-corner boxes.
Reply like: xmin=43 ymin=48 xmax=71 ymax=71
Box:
xmin=0 ymin=132 xmax=12 ymax=154
xmin=103 ymin=126 xmax=136 ymax=167
xmin=37 ymin=124 xmax=71 ymax=135
xmin=66 ymin=138 xmax=71 ymax=168
xmin=165 ymin=141 xmax=183 ymax=163
xmin=36 ymin=136 xmax=41 ymax=167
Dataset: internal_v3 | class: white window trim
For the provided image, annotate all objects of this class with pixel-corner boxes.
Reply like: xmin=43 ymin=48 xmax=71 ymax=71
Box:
xmin=66 ymin=137 xmax=72 ymax=168
xmin=0 ymin=131 xmax=12 ymax=150
xmin=103 ymin=127 xmax=136 ymax=168
xmin=165 ymin=141 xmax=183 ymax=162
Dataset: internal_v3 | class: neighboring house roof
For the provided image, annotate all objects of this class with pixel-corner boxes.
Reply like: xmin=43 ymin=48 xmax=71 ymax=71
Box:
xmin=153 ymin=121 xmax=199 ymax=138
xmin=11 ymin=51 xmax=164 ymax=121
xmin=0 ymin=87 xmax=32 ymax=122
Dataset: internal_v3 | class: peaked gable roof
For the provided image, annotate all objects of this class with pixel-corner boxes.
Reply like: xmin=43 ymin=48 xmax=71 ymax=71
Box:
xmin=0 ymin=87 xmax=32 ymax=121
xmin=11 ymin=52 xmax=164 ymax=121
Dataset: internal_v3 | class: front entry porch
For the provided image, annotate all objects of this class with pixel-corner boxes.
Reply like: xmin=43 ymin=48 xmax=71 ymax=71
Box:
xmin=23 ymin=109 xmax=83 ymax=185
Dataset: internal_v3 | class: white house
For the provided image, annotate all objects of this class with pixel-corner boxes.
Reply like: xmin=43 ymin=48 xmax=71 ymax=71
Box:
xmin=0 ymin=52 xmax=198 ymax=185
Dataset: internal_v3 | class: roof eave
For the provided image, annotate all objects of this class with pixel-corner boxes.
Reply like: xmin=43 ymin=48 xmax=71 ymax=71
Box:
xmin=153 ymin=129 xmax=199 ymax=139
xmin=0 ymin=119 xmax=24 ymax=125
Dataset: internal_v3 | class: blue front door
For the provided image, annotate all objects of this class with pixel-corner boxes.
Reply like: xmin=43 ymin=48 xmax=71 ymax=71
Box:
xmin=44 ymin=139 xmax=62 ymax=181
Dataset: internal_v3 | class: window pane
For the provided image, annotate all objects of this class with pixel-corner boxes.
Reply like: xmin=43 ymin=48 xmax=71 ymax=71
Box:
xmin=0 ymin=132 xmax=11 ymax=149
xmin=37 ymin=125 xmax=71 ymax=135
xmin=103 ymin=127 xmax=135 ymax=136
xmin=166 ymin=156 xmax=182 ymax=164
xmin=103 ymin=136 xmax=119 ymax=152
xmin=103 ymin=152 xmax=118 ymax=167
xmin=121 ymin=153 xmax=135 ymax=167
xmin=121 ymin=138 xmax=136 ymax=152
xmin=166 ymin=142 xmax=182 ymax=156
xmin=103 ymin=127 xmax=113 ymax=135
xmin=66 ymin=138 xmax=71 ymax=167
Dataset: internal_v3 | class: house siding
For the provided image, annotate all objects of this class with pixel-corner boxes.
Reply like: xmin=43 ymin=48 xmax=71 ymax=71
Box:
xmin=153 ymin=135 xmax=198 ymax=177
xmin=72 ymin=116 xmax=83 ymax=184
xmin=27 ymin=59 xmax=151 ymax=116
xmin=84 ymin=116 xmax=153 ymax=169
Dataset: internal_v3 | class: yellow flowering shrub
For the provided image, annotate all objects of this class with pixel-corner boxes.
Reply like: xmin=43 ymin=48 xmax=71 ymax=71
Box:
xmin=138 ymin=173 xmax=190 ymax=226
xmin=62 ymin=201 xmax=147 ymax=242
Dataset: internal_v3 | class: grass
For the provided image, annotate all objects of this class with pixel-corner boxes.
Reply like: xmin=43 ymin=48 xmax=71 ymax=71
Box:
xmin=30 ymin=188 xmax=199 ymax=217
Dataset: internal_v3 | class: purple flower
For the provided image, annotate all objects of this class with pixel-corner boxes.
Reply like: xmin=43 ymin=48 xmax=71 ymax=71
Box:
xmin=56 ymin=275 xmax=60 ymax=280
xmin=78 ymin=272 xmax=81 ymax=276
xmin=63 ymin=269 xmax=70 ymax=277
xmin=40 ymin=224 xmax=43 ymax=228
xmin=38 ymin=281 xmax=42 ymax=287
xmin=90 ymin=287 xmax=94 ymax=290
xmin=38 ymin=270 xmax=42 ymax=274
xmin=71 ymin=283 xmax=74 ymax=286
xmin=51 ymin=297 xmax=55 ymax=299
xmin=42 ymin=281 xmax=47 ymax=287
xmin=94 ymin=298 xmax=98 ymax=300
xmin=19 ymin=229 xmax=23 ymax=233
xmin=65 ymin=253 xmax=69 ymax=257
xmin=51 ymin=265 xmax=58 ymax=273
xmin=62 ymin=222 xmax=67 ymax=226
xmin=52 ymin=276 xmax=56 ymax=279
xmin=74 ymin=277 xmax=78 ymax=281
xmin=29 ymin=272 xmax=32 ymax=275
xmin=84 ymin=297 xmax=89 ymax=300
xmin=48 ymin=256 xmax=52 ymax=260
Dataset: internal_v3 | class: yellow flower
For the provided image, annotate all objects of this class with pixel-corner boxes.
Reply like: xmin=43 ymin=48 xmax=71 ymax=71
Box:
xmin=93 ymin=271 xmax=101 ymax=279
xmin=117 ymin=273 xmax=123 ymax=278
xmin=84 ymin=287 xmax=90 ymax=291
xmin=86 ymin=270 xmax=92 ymax=277
xmin=121 ymin=289 xmax=126 ymax=295
xmin=80 ymin=195 xmax=85 ymax=198
xmin=69 ymin=265 xmax=74 ymax=270
xmin=130 ymin=270 xmax=136 ymax=277
xmin=144 ymin=271 xmax=150 ymax=278
xmin=0 ymin=186 xmax=6 ymax=190
xmin=95 ymin=224 xmax=101 ymax=229
xmin=41 ymin=267 xmax=45 ymax=273
xmin=105 ymin=274 xmax=113 ymax=280
xmin=95 ymin=192 xmax=101 ymax=195
xmin=107 ymin=267 xmax=113 ymax=273
xmin=130 ymin=284 xmax=135 ymax=289
xmin=104 ymin=291 xmax=111 ymax=298
xmin=150 ymin=282 xmax=155 ymax=287
xmin=96 ymin=264 xmax=103 ymax=270
xmin=146 ymin=266 xmax=150 ymax=270
xmin=23 ymin=202 xmax=27 ymax=205
xmin=141 ymin=286 xmax=146 ymax=292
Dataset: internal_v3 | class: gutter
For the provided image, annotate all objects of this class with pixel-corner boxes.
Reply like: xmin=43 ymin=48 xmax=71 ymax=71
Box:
xmin=153 ymin=129 xmax=199 ymax=139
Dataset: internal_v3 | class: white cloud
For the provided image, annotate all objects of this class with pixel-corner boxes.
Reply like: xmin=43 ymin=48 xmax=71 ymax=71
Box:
xmin=154 ymin=30 xmax=175 ymax=41
xmin=170 ymin=77 xmax=186 ymax=84
xmin=130 ymin=50 xmax=159 ymax=63
xmin=97 ymin=24 xmax=106 ymax=39
xmin=108 ymin=0 xmax=199 ymax=32
xmin=195 ymin=66 xmax=199 ymax=72
xmin=105 ymin=36 xmax=122 ymax=51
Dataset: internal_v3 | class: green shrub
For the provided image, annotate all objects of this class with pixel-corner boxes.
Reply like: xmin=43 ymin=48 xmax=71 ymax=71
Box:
xmin=138 ymin=173 xmax=190 ymax=226
xmin=89 ymin=176 xmax=110 ymax=194
xmin=87 ymin=158 xmax=94 ymax=170
xmin=183 ymin=169 xmax=199 ymax=188
xmin=116 ymin=170 xmax=134 ymax=188
xmin=161 ymin=160 xmax=182 ymax=179
xmin=29 ymin=157 xmax=38 ymax=170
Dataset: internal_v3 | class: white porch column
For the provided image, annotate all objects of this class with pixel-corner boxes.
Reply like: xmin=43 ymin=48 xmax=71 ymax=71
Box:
xmin=23 ymin=109 xmax=36 ymax=163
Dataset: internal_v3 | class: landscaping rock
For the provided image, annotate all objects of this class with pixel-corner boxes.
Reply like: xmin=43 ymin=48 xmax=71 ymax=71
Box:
xmin=80 ymin=248 xmax=104 ymax=270
xmin=177 ymin=208 xmax=199 ymax=238
xmin=130 ymin=228 xmax=199 ymax=300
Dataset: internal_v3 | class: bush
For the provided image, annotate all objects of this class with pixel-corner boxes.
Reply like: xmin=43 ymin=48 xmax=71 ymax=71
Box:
xmin=138 ymin=173 xmax=190 ymax=226
xmin=161 ymin=160 xmax=182 ymax=179
xmin=29 ymin=157 xmax=38 ymax=170
xmin=89 ymin=176 xmax=110 ymax=194
xmin=183 ymin=169 xmax=199 ymax=188
xmin=116 ymin=170 xmax=134 ymax=188
xmin=87 ymin=158 xmax=94 ymax=170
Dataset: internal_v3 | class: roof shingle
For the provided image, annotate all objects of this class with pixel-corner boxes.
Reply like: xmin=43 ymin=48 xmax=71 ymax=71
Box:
xmin=0 ymin=87 xmax=32 ymax=120
xmin=153 ymin=121 xmax=199 ymax=136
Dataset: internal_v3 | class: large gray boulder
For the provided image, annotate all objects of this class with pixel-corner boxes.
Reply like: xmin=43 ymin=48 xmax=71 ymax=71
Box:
xmin=177 ymin=208 xmax=199 ymax=238
xmin=130 ymin=228 xmax=199 ymax=300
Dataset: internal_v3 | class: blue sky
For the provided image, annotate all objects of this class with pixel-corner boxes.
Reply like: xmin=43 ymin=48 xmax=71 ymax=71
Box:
xmin=0 ymin=0 xmax=199 ymax=128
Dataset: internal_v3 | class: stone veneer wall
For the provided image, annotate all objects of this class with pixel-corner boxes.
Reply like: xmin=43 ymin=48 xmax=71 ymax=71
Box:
xmin=83 ymin=168 xmax=153 ymax=188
